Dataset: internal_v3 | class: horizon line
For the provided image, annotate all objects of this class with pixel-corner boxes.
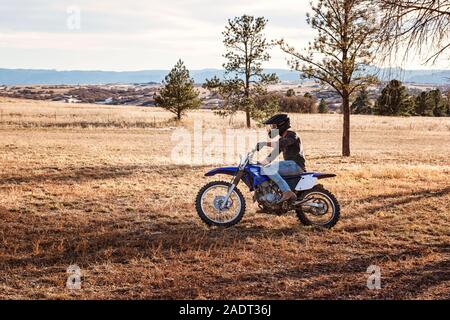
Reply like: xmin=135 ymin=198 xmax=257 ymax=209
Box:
xmin=1 ymin=66 xmax=450 ymax=73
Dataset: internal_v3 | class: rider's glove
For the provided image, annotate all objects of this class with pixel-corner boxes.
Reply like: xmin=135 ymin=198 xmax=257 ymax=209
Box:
xmin=256 ymin=142 xmax=268 ymax=151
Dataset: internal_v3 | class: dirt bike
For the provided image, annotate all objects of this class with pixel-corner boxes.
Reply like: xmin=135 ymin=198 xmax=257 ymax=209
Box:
xmin=195 ymin=145 xmax=340 ymax=228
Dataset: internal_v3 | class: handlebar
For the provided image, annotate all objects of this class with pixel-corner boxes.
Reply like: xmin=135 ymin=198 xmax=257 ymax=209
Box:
xmin=246 ymin=146 xmax=259 ymax=164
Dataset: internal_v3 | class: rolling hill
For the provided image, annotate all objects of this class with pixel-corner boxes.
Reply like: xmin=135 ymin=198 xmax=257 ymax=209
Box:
xmin=0 ymin=67 xmax=448 ymax=85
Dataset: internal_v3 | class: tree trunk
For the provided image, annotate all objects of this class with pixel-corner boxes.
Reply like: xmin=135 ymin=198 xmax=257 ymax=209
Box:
xmin=342 ymin=92 xmax=351 ymax=157
xmin=245 ymin=108 xmax=251 ymax=128
xmin=341 ymin=1 xmax=351 ymax=157
xmin=244 ymin=39 xmax=251 ymax=129
xmin=244 ymin=77 xmax=251 ymax=128
xmin=177 ymin=108 xmax=182 ymax=121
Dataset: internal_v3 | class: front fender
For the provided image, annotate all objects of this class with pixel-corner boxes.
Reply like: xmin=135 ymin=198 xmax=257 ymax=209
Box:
xmin=205 ymin=167 xmax=239 ymax=177
xmin=205 ymin=167 xmax=254 ymax=190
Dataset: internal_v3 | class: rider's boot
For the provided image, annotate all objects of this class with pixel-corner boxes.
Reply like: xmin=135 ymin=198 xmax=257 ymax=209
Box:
xmin=277 ymin=190 xmax=297 ymax=204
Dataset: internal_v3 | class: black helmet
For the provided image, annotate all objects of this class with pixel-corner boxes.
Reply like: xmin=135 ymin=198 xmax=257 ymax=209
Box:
xmin=264 ymin=114 xmax=291 ymax=137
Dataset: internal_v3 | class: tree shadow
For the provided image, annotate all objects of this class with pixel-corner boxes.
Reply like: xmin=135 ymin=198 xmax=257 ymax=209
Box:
xmin=357 ymin=187 xmax=450 ymax=204
xmin=0 ymin=163 xmax=209 ymax=185
xmin=387 ymin=259 xmax=450 ymax=299
xmin=0 ymin=211 xmax=305 ymax=270
xmin=234 ymin=244 xmax=449 ymax=299
xmin=356 ymin=187 xmax=450 ymax=215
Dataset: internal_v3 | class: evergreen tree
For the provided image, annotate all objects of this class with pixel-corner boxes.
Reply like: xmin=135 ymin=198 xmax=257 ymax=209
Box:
xmin=352 ymin=88 xmax=372 ymax=114
xmin=204 ymin=15 xmax=278 ymax=127
xmin=415 ymin=91 xmax=434 ymax=116
xmin=154 ymin=60 xmax=200 ymax=120
xmin=415 ymin=89 xmax=446 ymax=117
xmin=375 ymin=80 xmax=414 ymax=116
xmin=318 ymin=98 xmax=329 ymax=114
xmin=429 ymin=89 xmax=446 ymax=117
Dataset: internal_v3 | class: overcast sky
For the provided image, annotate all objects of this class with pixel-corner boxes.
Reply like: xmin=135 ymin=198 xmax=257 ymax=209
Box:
xmin=0 ymin=0 xmax=448 ymax=71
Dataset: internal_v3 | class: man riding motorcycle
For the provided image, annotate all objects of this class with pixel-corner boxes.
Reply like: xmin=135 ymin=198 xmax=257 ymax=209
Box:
xmin=257 ymin=114 xmax=306 ymax=204
xmin=196 ymin=113 xmax=340 ymax=228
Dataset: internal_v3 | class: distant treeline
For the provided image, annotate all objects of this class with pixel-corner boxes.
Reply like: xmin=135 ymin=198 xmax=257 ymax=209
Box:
xmin=256 ymin=90 xmax=319 ymax=114
xmin=253 ymin=80 xmax=450 ymax=117
xmin=352 ymin=80 xmax=450 ymax=117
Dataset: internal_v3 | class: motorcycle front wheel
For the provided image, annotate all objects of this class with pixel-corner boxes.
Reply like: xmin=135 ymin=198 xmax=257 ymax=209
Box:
xmin=195 ymin=181 xmax=246 ymax=227
xmin=296 ymin=186 xmax=340 ymax=229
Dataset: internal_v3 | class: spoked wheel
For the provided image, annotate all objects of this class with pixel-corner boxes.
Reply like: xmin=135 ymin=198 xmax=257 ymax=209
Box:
xmin=296 ymin=186 xmax=340 ymax=229
xmin=195 ymin=181 xmax=246 ymax=227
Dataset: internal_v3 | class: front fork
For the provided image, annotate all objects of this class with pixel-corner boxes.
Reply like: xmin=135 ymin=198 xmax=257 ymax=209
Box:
xmin=219 ymin=170 xmax=244 ymax=210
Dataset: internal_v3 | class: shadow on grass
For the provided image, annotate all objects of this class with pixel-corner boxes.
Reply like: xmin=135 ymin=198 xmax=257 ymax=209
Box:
xmin=0 ymin=209 xmax=304 ymax=270
xmin=356 ymin=187 xmax=450 ymax=215
xmin=1 ymin=164 xmax=448 ymax=298
xmin=1 ymin=203 xmax=447 ymax=299
xmin=0 ymin=164 xmax=209 ymax=185
xmin=230 ymin=245 xmax=449 ymax=299
xmin=358 ymin=187 xmax=450 ymax=203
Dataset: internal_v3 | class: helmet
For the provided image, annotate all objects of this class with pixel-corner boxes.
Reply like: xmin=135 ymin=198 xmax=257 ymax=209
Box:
xmin=263 ymin=114 xmax=291 ymax=137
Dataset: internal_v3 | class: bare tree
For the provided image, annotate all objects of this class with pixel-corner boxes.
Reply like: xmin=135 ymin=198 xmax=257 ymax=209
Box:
xmin=376 ymin=0 xmax=450 ymax=64
xmin=279 ymin=0 xmax=378 ymax=156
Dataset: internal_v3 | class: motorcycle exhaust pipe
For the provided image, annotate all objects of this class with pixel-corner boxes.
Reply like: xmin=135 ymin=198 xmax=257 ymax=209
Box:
xmin=294 ymin=198 xmax=321 ymax=208
xmin=294 ymin=198 xmax=310 ymax=206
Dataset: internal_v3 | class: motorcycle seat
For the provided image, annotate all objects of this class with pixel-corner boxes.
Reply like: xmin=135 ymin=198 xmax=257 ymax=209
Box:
xmin=281 ymin=173 xmax=336 ymax=180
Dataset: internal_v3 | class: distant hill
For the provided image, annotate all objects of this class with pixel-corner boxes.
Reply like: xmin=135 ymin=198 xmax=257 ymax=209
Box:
xmin=374 ymin=68 xmax=450 ymax=85
xmin=0 ymin=67 xmax=448 ymax=85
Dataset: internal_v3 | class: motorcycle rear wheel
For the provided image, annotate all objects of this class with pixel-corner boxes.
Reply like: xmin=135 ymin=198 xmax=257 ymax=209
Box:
xmin=296 ymin=185 xmax=340 ymax=229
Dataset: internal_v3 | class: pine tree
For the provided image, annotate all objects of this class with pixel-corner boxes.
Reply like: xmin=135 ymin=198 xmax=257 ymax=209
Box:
xmin=318 ymin=98 xmax=329 ymax=114
xmin=375 ymin=80 xmax=414 ymax=116
xmin=429 ymin=89 xmax=446 ymax=117
xmin=352 ymin=88 xmax=372 ymax=114
xmin=204 ymin=15 xmax=278 ymax=128
xmin=154 ymin=60 xmax=200 ymax=121
xmin=415 ymin=91 xmax=434 ymax=116
xmin=279 ymin=0 xmax=379 ymax=156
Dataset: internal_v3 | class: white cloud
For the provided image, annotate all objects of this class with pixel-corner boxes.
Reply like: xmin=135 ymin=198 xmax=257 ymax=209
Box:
xmin=0 ymin=0 xmax=447 ymax=70
xmin=0 ymin=0 xmax=311 ymax=70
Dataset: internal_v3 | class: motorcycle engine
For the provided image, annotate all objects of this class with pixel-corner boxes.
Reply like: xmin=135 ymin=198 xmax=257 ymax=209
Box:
xmin=254 ymin=181 xmax=285 ymax=214
xmin=260 ymin=192 xmax=277 ymax=203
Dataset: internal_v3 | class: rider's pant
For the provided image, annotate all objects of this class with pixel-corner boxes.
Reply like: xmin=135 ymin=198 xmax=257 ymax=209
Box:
xmin=262 ymin=160 xmax=304 ymax=192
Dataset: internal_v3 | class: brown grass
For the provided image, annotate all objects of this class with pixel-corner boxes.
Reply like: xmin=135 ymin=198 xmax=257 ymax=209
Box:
xmin=0 ymin=97 xmax=449 ymax=299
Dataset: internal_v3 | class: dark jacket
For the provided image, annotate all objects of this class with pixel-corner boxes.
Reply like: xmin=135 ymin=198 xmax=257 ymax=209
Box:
xmin=266 ymin=130 xmax=306 ymax=170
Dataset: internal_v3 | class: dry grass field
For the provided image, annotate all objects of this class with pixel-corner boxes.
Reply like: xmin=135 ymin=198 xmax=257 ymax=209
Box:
xmin=0 ymin=97 xmax=449 ymax=299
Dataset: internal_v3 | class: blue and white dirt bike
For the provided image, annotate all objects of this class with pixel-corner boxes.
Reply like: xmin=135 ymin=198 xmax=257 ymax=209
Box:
xmin=196 ymin=145 xmax=340 ymax=228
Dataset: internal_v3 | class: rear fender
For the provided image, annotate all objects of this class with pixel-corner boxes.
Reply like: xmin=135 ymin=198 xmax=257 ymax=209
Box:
xmin=295 ymin=173 xmax=336 ymax=191
xmin=295 ymin=174 xmax=318 ymax=191
xmin=313 ymin=173 xmax=337 ymax=180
